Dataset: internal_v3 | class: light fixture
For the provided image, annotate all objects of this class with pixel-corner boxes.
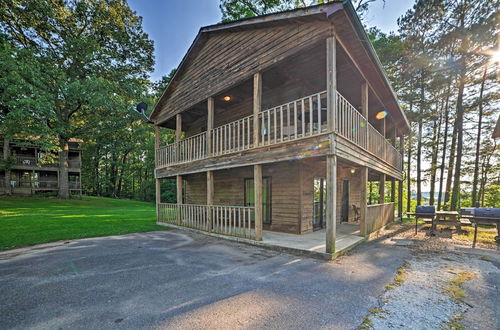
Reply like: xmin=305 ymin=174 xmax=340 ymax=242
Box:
xmin=223 ymin=96 xmax=231 ymax=102
xmin=350 ymin=168 xmax=356 ymax=174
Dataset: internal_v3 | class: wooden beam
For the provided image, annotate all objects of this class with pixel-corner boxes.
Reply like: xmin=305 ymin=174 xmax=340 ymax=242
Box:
xmin=379 ymin=173 xmax=386 ymax=204
xmin=176 ymin=114 xmax=182 ymax=142
xmin=361 ymin=82 xmax=369 ymax=118
xmin=254 ymin=164 xmax=263 ymax=241
xmin=155 ymin=179 xmax=161 ymax=221
xmin=391 ymin=179 xmax=395 ymax=202
xmin=207 ymin=97 xmax=214 ymax=154
xmin=359 ymin=166 xmax=368 ymax=236
xmin=176 ymin=175 xmax=182 ymax=225
xmin=207 ymin=170 xmax=214 ymax=232
xmin=398 ymin=179 xmax=403 ymax=220
xmin=326 ymin=36 xmax=337 ymax=131
xmin=326 ymin=155 xmax=337 ymax=254
xmin=253 ymin=72 xmax=262 ymax=146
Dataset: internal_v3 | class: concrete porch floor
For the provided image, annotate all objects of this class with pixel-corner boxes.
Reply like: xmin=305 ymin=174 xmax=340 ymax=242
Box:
xmin=262 ymin=223 xmax=365 ymax=259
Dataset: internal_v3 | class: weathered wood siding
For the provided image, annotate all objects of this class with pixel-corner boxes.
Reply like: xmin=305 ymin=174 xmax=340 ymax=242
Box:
xmin=156 ymin=20 xmax=331 ymax=125
xmin=366 ymin=202 xmax=394 ymax=233
xmin=298 ymin=158 xmax=363 ymax=233
xmin=183 ymin=162 xmax=301 ymax=233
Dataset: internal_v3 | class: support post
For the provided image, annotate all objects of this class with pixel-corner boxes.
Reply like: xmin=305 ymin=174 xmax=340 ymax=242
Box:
xmin=176 ymin=113 xmax=182 ymax=163
xmin=207 ymin=97 xmax=214 ymax=155
xmin=360 ymin=166 xmax=368 ymax=236
xmin=207 ymin=170 xmax=214 ymax=232
xmin=391 ymin=179 xmax=396 ymax=202
xmin=176 ymin=175 xmax=182 ymax=225
xmin=382 ymin=118 xmax=386 ymax=160
xmin=398 ymin=180 xmax=403 ymax=221
xmin=253 ymin=73 xmax=262 ymax=147
xmin=326 ymin=36 xmax=337 ymax=131
xmin=361 ymin=82 xmax=369 ymax=147
xmin=254 ymin=164 xmax=263 ymax=241
xmin=3 ymin=137 xmax=11 ymax=195
xmin=155 ymin=126 xmax=161 ymax=221
xmin=379 ymin=173 xmax=386 ymax=204
xmin=326 ymin=155 xmax=337 ymax=254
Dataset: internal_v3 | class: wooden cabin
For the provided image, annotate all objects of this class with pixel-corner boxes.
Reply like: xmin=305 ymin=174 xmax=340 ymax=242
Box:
xmin=150 ymin=2 xmax=410 ymax=258
xmin=0 ymin=138 xmax=82 ymax=195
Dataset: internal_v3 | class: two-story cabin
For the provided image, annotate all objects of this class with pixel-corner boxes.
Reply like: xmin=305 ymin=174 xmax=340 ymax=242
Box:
xmin=0 ymin=138 xmax=82 ymax=195
xmin=150 ymin=2 xmax=410 ymax=258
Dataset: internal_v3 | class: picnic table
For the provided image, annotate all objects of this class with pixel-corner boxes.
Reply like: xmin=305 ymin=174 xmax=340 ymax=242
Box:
xmin=408 ymin=210 xmax=468 ymax=235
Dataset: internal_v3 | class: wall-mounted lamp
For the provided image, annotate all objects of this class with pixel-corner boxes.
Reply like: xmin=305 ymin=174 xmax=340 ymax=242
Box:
xmin=350 ymin=168 xmax=356 ymax=174
xmin=223 ymin=96 xmax=231 ymax=102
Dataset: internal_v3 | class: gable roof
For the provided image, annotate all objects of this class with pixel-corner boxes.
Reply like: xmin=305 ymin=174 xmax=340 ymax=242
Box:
xmin=151 ymin=1 xmax=410 ymax=135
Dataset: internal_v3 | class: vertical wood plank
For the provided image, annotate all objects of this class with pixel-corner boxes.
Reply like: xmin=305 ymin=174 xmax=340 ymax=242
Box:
xmin=360 ymin=166 xmax=368 ymax=236
xmin=253 ymin=72 xmax=262 ymax=146
xmin=176 ymin=175 xmax=182 ymax=225
xmin=207 ymin=97 xmax=214 ymax=155
xmin=326 ymin=36 xmax=337 ymax=131
xmin=326 ymin=155 xmax=337 ymax=254
xmin=379 ymin=173 xmax=386 ymax=204
xmin=254 ymin=164 xmax=263 ymax=241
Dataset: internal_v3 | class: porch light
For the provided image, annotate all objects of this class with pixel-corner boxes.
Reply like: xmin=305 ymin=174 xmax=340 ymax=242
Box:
xmin=350 ymin=168 xmax=356 ymax=174
xmin=223 ymin=96 xmax=231 ymax=102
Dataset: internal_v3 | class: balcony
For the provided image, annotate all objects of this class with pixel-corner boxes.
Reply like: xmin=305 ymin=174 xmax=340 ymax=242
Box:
xmin=13 ymin=156 xmax=81 ymax=169
xmin=156 ymin=90 xmax=402 ymax=171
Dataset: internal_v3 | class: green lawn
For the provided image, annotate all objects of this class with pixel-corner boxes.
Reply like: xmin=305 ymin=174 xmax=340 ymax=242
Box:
xmin=0 ymin=196 xmax=166 ymax=251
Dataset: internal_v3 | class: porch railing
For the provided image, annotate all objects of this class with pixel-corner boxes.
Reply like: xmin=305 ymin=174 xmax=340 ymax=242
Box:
xmin=212 ymin=115 xmax=254 ymax=156
xmin=157 ymin=203 xmax=255 ymax=239
xmin=155 ymin=90 xmax=402 ymax=170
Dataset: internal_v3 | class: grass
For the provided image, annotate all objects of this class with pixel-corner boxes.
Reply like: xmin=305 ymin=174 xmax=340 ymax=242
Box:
xmin=442 ymin=270 xmax=476 ymax=303
xmin=443 ymin=315 xmax=465 ymax=330
xmin=386 ymin=261 xmax=409 ymax=290
xmin=0 ymin=196 xmax=167 ymax=251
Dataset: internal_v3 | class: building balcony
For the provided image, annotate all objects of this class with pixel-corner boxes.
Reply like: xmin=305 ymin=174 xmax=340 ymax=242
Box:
xmin=155 ymin=90 xmax=402 ymax=173
xmin=12 ymin=156 xmax=81 ymax=169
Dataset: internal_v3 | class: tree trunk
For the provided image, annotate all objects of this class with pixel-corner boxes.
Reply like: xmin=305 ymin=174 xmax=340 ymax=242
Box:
xmin=58 ymin=138 xmax=70 ymax=199
xmin=429 ymin=103 xmax=442 ymax=205
xmin=450 ymin=75 xmax=466 ymax=211
xmin=116 ymin=151 xmax=130 ymax=197
xmin=406 ymin=101 xmax=413 ymax=213
xmin=471 ymin=66 xmax=487 ymax=207
xmin=437 ymin=84 xmax=451 ymax=210
xmin=3 ymin=137 xmax=11 ymax=195
xmin=444 ymin=113 xmax=458 ymax=208
xmin=416 ymin=74 xmax=424 ymax=206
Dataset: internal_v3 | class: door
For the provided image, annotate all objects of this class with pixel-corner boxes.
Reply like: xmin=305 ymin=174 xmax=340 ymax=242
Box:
xmin=244 ymin=177 xmax=272 ymax=225
xmin=341 ymin=179 xmax=349 ymax=222
xmin=313 ymin=178 xmax=326 ymax=230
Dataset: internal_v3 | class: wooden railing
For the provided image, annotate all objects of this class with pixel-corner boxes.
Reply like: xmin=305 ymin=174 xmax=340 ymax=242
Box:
xmin=155 ymin=90 xmax=402 ymax=170
xmin=258 ymin=92 xmax=327 ymax=146
xmin=335 ymin=92 xmax=367 ymax=149
xmin=366 ymin=202 xmax=395 ymax=234
xmin=212 ymin=115 xmax=254 ymax=156
xmin=157 ymin=203 xmax=255 ymax=239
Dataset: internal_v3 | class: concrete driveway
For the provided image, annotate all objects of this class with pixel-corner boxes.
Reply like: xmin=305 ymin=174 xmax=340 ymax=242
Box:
xmin=0 ymin=230 xmax=410 ymax=330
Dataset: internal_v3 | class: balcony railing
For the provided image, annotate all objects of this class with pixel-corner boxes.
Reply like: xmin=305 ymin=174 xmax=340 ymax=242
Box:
xmin=12 ymin=155 xmax=81 ymax=169
xmin=156 ymin=90 xmax=402 ymax=170
xmin=158 ymin=203 xmax=255 ymax=239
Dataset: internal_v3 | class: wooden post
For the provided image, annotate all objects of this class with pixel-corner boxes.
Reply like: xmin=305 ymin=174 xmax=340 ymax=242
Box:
xmin=155 ymin=126 xmax=161 ymax=221
xmin=379 ymin=173 xmax=386 ymax=204
xmin=326 ymin=155 xmax=337 ymax=254
xmin=3 ymin=137 xmax=11 ymax=195
xmin=326 ymin=36 xmax=337 ymax=131
xmin=398 ymin=180 xmax=403 ymax=221
xmin=176 ymin=113 xmax=182 ymax=163
xmin=361 ymin=82 xmax=369 ymax=147
xmin=253 ymin=73 xmax=262 ymax=147
xmin=360 ymin=166 xmax=368 ymax=236
xmin=207 ymin=97 xmax=214 ymax=155
xmin=254 ymin=164 xmax=263 ymax=241
xmin=207 ymin=170 xmax=214 ymax=232
xmin=176 ymin=175 xmax=182 ymax=225
xmin=391 ymin=179 xmax=396 ymax=202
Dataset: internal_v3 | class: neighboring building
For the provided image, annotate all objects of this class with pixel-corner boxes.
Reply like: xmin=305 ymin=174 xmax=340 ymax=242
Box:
xmin=150 ymin=2 xmax=410 ymax=258
xmin=0 ymin=138 xmax=82 ymax=195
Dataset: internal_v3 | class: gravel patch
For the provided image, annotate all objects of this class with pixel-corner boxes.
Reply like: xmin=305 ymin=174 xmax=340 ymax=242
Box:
xmin=363 ymin=251 xmax=499 ymax=329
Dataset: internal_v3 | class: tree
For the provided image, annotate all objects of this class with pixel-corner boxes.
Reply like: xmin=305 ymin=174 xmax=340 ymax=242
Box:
xmin=0 ymin=0 xmax=154 ymax=198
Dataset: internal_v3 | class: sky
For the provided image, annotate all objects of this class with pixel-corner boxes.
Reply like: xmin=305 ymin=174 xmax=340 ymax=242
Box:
xmin=128 ymin=0 xmax=415 ymax=82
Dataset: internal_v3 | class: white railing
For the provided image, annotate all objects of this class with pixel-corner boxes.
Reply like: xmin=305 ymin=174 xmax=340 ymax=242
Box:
xmin=155 ymin=90 xmax=402 ymax=170
xmin=335 ymin=92 xmax=367 ymax=149
xmin=212 ymin=114 xmax=254 ymax=156
xmin=157 ymin=203 xmax=255 ymax=240
xmin=211 ymin=205 xmax=255 ymax=239
xmin=257 ymin=92 xmax=327 ymax=146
